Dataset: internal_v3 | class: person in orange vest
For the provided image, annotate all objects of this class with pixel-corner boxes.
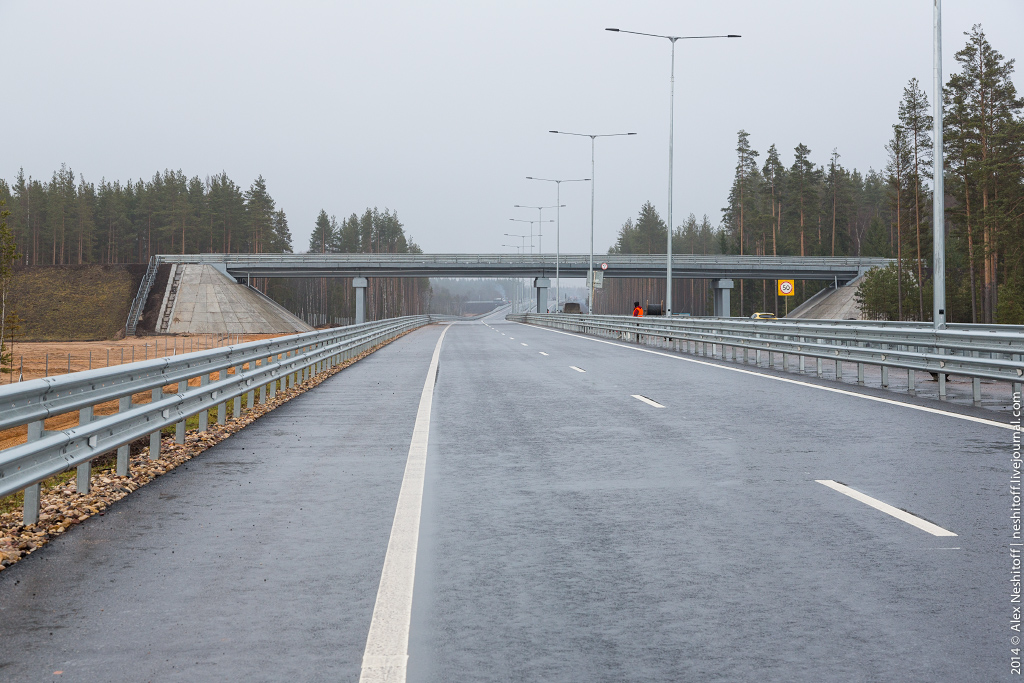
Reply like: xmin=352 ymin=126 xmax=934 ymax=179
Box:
xmin=632 ymin=301 xmax=644 ymax=317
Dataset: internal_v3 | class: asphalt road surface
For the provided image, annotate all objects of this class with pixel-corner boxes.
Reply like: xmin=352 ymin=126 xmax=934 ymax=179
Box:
xmin=0 ymin=311 xmax=1015 ymax=682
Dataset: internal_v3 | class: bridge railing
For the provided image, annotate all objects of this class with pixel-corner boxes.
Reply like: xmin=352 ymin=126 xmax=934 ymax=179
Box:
xmin=508 ymin=313 xmax=1024 ymax=403
xmin=125 ymin=256 xmax=158 ymax=336
xmin=0 ymin=315 xmax=440 ymax=525
xmin=155 ymin=253 xmax=893 ymax=268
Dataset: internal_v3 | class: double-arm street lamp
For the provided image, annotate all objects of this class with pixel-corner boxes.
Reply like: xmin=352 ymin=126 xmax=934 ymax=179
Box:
xmin=508 ymin=219 xmax=552 ymax=255
xmin=549 ymin=130 xmax=636 ymax=314
xmin=606 ymin=28 xmax=739 ymax=316
xmin=526 ymin=177 xmax=590 ymax=311
xmin=502 ymin=243 xmax=525 ymax=311
xmin=513 ymin=204 xmax=563 ymax=254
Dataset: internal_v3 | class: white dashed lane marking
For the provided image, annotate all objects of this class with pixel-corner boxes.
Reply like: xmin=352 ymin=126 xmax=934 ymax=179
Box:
xmin=816 ymin=480 xmax=957 ymax=537
xmin=539 ymin=352 xmax=549 ymax=356
xmin=569 ymin=366 xmax=586 ymax=373
xmin=632 ymin=395 xmax=665 ymax=408
xmin=521 ymin=343 xmax=528 ymax=346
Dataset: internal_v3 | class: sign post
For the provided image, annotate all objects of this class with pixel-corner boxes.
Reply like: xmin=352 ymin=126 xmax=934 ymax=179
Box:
xmin=778 ymin=279 xmax=794 ymax=317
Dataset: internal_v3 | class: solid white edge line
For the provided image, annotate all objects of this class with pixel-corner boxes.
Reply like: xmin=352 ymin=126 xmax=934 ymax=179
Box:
xmin=359 ymin=324 xmax=451 ymax=683
xmin=513 ymin=322 xmax=1013 ymax=431
xmin=569 ymin=366 xmax=586 ymax=373
xmin=816 ymin=479 xmax=958 ymax=537
xmin=632 ymin=394 xmax=665 ymax=408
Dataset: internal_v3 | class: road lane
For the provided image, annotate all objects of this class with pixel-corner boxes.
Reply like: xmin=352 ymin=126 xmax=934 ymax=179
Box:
xmin=0 ymin=311 xmax=1009 ymax=682
xmin=0 ymin=325 xmax=447 ymax=682
xmin=409 ymin=316 xmax=1007 ymax=682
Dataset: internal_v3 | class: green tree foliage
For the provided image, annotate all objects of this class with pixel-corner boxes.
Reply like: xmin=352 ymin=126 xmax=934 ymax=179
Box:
xmin=944 ymin=25 xmax=1024 ymax=323
xmin=271 ymin=206 xmax=429 ymax=325
xmin=0 ymin=168 xmax=293 ymax=264
xmin=608 ymin=201 xmax=667 ymax=254
xmin=703 ymin=26 xmax=1021 ymax=322
xmin=602 ymin=205 xmax=722 ymax=315
xmin=898 ymin=78 xmax=934 ymax=320
xmin=0 ymin=199 xmax=19 ymax=372
xmin=855 ymin=263 xmax=929 ymax=321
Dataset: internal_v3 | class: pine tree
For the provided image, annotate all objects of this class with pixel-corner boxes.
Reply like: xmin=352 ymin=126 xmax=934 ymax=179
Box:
xmin=309 ymin=210 xmax=334 ymax=253
xmin=897 ymin=77 xmax=933 ymax=320
xmin=945 ymin=24 xmax=1024 ymax=323
xmin=885 ymin=124 xmax=914 ymax=320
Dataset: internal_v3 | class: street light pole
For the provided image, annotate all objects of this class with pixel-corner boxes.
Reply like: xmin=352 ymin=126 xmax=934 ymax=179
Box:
xmin=514 ymin=205 xmax=562 ymax=254
xmin=932 ymin=0 xmax=946 ymax=329
xmin=526 ymin=177 xmax=590 ymax=310
xmin=606 ymin=28 xmax=739 ymax=315
xmin=508 ymin=219 xmax=550 ymax=255
xmin=550 ymin=131 xmax=636 ymax=314
xmin=502 ymin=243 xmax=524 ymax=311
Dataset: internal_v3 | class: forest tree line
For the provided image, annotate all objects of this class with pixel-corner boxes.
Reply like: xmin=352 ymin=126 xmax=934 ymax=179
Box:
xmin=606 ymin=25 xmax=1023 ymax=323
xmin=0 ymin=169 xmax=293 ymax=265
xmin=0 ymin=167 xmax=434 ymax=323
xmin=268 ymin=208 xmax=429 ymax=323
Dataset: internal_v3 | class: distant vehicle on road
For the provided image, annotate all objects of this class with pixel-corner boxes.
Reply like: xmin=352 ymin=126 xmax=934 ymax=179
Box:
xmin=562 ymin=302 xmax=581 ymax=314
xmin=750 ymin=312 xmax=778 ymax=320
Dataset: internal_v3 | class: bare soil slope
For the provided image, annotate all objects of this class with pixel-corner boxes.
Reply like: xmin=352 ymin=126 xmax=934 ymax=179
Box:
xmin=10 ymin=265 xmax=146 ymax=341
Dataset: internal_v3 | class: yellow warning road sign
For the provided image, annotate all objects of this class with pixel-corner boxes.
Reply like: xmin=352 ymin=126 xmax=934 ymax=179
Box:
xmin=778 ymin=280 xmax=795 ymax=296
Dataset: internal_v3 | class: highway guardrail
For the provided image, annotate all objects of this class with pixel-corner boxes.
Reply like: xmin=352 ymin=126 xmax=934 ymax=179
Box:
xmin=508 ymin=312 xmax=1024 ymax=405
xmin=0 ymin=315 xmax=441 ymax=525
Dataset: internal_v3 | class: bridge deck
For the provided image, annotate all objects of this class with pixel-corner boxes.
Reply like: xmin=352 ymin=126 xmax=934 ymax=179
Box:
xmin=156 ymin=253 xmax=891 ymax=281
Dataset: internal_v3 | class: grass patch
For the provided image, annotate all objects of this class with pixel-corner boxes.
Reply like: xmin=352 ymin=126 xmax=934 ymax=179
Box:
xmin=10 ymin=264 xmax=145 ymax=341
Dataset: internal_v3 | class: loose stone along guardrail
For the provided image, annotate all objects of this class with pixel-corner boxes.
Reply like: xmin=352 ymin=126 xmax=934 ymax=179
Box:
xmin=508 ymin=313 xmax=1024 ymax=405
xmin=0 ymin=315 xmax=439 ymax=526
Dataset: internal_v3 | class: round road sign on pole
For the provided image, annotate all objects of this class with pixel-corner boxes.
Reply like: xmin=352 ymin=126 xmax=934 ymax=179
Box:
xmin=778 ymin=280 xmax=795 ymax=296
xmin=601 ymin=262 xmax=608 ymax=270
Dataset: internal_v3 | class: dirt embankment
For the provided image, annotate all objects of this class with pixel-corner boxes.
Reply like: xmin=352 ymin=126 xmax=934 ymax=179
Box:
xmin=9 ymin=264 xmax=148 ymax=341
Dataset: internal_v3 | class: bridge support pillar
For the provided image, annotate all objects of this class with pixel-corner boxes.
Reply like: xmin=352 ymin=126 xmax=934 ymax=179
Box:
xmin=534 ymin=278 xmax=550 ymax=314
xmin=711 ymin=279 xmax=734 ymax=317
xmin=353 ymin=277 xmax=368 ymax=324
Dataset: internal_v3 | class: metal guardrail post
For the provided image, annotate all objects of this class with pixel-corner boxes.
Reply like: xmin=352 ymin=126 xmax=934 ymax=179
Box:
xmin=149 ymin=387 xmax=162 ymax=461
xmin=77 ymin=406 xmax=94 ymax=493
xmin=23 ymin=421 xmax=44 ymax=526
xmin=116 ymin=396 xmax=132 ymax=476
xmin=198 ymin=375 xmax=210 ymax=432
xmin=217 ymin=370 xmax=229 ymax=426
xmin=233 ymin=367 xmax=243 ymax=421
xmin=269 ymin=357 xmax=278 ymax=399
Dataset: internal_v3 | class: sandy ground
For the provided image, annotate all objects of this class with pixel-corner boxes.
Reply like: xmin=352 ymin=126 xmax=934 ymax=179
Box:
xmin=0 ymin=332 xmax=298 ymax=450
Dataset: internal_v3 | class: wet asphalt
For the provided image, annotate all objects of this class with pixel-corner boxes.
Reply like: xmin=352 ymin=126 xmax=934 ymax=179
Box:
xmin=0 ymin=312 xmax=1014 ymax=681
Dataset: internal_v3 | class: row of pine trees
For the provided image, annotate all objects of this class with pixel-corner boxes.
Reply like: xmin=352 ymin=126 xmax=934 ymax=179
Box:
xmin=604 ymin=26 xmax=1023 ymax=323
xmin=0 ymin=169 xmax=293 ymax=265
xmin=718 ymin=25 xmax=1023 ymax=323
xmin=265 ymin=208 xmax=429 ymax=324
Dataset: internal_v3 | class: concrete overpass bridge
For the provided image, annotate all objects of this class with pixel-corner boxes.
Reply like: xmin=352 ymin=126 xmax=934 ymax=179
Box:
xmin=155 ymin=252 xmax=890 ymax=280
xmin=152 ymin=253 xmax=892 ymax=320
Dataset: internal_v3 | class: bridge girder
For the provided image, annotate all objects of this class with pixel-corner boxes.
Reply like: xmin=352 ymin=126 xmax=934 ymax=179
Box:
xmin=156 ymin=253 xmax=891 ymax=282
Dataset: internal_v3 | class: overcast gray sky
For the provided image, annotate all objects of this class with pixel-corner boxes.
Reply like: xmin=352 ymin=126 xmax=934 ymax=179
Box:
xmin=2 ymin=1 xmax=1021 ymax=256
